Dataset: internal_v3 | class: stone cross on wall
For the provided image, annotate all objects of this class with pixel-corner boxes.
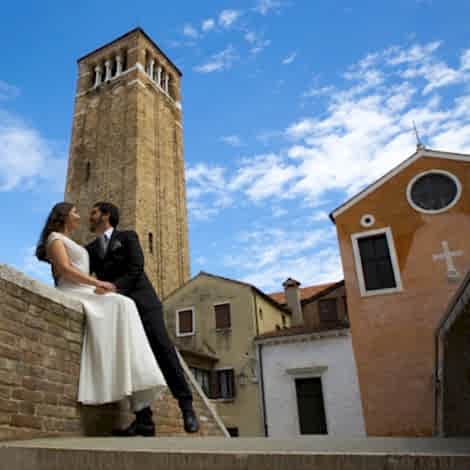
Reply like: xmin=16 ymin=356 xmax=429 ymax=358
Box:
xmin=432 ymin=241 xmax=464 ymax=280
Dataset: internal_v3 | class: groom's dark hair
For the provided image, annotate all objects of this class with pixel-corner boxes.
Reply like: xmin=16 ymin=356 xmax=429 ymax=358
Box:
xmin=94 ymin=201 xmax=120 ymax=228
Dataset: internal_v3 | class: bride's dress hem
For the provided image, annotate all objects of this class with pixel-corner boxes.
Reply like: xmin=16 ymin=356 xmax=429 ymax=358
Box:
xmin=78 ymin=384 xmax=167 ymax=406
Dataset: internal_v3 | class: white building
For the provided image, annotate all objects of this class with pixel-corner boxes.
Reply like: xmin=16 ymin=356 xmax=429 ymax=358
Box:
xmin=256 ymin=326 xmax=365 ymax=437
xmin=256 ymin=278 xmax=365 ymax=437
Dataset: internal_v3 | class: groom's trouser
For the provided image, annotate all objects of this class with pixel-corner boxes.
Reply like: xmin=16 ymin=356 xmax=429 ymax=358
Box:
xmin=129 ymin=290 xmax=193 ymax=409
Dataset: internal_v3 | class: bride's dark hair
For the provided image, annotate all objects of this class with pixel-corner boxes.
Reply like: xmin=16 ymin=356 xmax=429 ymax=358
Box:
xmin=36 ymin=202 xmax=75 ymax=283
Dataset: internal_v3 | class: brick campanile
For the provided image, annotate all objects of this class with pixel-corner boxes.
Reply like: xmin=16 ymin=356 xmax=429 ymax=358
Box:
xmin=65 ymin=28 xmax=190 ymax=298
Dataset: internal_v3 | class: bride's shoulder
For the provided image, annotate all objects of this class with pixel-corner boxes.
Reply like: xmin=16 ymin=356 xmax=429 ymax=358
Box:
xmin=47 ymin=232 xmax=66 ymax=244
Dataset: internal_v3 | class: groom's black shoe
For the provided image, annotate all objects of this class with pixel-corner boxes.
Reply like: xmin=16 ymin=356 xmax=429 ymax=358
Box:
xmin=111 ymin=419 xmax=155 ymax=437
xmin=112 ymin=406 xmax=156 ymax=437
xmin=182 ymin=408 xmax=199 ymax=433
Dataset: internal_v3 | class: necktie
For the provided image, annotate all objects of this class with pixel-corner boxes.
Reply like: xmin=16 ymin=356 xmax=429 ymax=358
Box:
xmin=100 ymin=234 xmax=109 ymax=256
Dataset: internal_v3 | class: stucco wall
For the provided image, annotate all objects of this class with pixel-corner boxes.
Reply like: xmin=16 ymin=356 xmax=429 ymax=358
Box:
xmin=259 ymin=331 xmax=365 ymax=437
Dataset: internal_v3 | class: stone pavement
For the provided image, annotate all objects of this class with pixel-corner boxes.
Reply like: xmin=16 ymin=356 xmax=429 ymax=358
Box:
xmin=1 ymin=436 xmax=470 ymax=469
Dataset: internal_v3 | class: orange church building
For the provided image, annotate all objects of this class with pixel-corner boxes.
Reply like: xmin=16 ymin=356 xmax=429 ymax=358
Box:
xmin=330 ymin=147 xmax=470 ymax=436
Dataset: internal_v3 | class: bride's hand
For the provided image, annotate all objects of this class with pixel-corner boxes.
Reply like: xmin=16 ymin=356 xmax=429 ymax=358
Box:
xmin=95 ymin=281 xmax=116 ymax=295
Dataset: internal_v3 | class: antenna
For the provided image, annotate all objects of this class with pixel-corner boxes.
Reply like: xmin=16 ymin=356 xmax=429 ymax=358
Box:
xmin=413 ymin=121 xmax=425 ymax=150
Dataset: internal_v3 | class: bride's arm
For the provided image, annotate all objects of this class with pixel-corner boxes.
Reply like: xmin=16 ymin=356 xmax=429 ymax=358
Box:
xmin=47 ymin=239 xmax=111 ymax=289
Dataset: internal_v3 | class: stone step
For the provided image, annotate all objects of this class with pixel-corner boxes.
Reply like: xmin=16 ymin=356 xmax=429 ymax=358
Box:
xmin=1 ymin=437 xmax=470 ymax=470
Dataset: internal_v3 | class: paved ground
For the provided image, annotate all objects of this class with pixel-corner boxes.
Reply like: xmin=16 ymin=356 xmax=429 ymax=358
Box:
xmin=3 ymin=436 xmax=470 ymax=456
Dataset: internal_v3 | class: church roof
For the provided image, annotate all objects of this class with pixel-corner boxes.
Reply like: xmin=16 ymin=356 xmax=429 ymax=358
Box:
xmin=329 ymin=147 xmax=470 ymax=223
xmin=269 ymin=280 xmax=343 ymax=305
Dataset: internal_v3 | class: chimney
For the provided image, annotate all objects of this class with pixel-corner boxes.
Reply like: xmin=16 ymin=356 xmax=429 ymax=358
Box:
xmin=283 ymin=278 xmax=303 ymax=326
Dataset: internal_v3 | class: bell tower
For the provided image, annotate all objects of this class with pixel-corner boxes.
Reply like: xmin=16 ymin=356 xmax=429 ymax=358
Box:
xmin=65 ymin=28 xmax=190 ymax=298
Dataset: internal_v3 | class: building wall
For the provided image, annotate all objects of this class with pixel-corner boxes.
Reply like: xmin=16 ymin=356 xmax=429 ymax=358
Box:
xmin=259 ymin=332 xmax=365 ymax=437
xmin=164 ymin=275 xmax=287 ymax=436
xmin=255 ymin=293 xmax=291 ymax=334
xmin=0 ymin=265 xmax=226 ymax=440
xmin=65 ymin=29 xmax=189 ymax=299
xmin=302 ymin=284 xmax=347 ymax=328
xmin=335 ymin=154 xmax=470 ymax=436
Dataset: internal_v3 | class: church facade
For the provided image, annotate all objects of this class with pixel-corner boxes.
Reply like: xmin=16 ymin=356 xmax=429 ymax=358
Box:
xmin=64 ymin=28 xmax=190 ymax=299
xmin=330 ymin=147 xmax=470 ymax=436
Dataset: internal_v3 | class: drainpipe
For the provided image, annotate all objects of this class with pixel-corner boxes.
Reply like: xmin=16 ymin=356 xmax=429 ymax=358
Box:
xmin=256 ymin=342 xmax=268 ymax=437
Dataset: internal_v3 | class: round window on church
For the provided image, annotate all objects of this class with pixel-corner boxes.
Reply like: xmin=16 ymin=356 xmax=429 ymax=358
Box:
xmin=407 ymin=170 xmax=461 ymax=214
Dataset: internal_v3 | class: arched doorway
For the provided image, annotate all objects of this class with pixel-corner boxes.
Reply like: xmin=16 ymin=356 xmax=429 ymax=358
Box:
xmin=435 ymin=274 xmax=470 ymax=436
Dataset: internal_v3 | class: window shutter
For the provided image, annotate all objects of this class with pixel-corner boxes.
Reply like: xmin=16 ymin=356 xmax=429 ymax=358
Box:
xmin=215 ymin=303 xmax=231 ymax=329
xmin=178 ymin=309 xmax=193 ymax=334
xmin=318 ymin=299 xmax=338 ymax=323
xmin=209 ymin=370 xmax=219 ymax=399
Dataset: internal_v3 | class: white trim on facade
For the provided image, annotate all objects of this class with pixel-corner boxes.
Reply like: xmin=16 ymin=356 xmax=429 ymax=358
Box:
xmin=331 ymin=148 xmax=470 ymax=220
xmin=406 ymin=169 xmax=462 ymax=215
xmin=351 ymin=227 xmax=403 ymax=297
xmin=176 ymin=306 xmax=196 ymax=337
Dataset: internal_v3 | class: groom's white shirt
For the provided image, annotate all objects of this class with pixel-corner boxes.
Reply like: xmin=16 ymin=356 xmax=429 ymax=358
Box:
xmin=104 ymin=227 xmax=114 ymax=240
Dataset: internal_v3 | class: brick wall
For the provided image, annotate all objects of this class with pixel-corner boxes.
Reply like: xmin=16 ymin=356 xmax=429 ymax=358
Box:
xmin=0 ymin=264 xmax=227 ymax=440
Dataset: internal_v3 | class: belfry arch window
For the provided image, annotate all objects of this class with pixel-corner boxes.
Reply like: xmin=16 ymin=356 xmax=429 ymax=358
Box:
xmin=148 ymin=232 xmax=154 ymax=254
xmin=85 ymin=162 xmax=91 ymax=182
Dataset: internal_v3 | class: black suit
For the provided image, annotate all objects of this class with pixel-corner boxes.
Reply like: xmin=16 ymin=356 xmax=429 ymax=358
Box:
xmin=86 ymin=229 xmax=192 ymax=408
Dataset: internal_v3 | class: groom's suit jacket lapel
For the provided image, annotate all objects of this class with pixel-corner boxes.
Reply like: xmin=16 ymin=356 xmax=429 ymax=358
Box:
xmin=104 ymin=229 xmax=120 ymax=260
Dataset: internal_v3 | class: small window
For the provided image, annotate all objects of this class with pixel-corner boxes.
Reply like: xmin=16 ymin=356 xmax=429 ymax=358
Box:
xmin=176 ymin=308 xmax=194 ymax=336
xmin=148 ymin=233 xmax=154 ymax=254
xmin=189 ymin=367 xmax=210 ymax=396
xmin=318 ymin=299 xmax=338 ymax=324
xmin=215 ymin=303 xmax=231 ymax=330
xmin=282 ymin=315 xmax=287 ymax=328
xmin=211 ymin=369 xmax=235 ymax=399
xmin=358 ymin=234 xmax=397 ymax=291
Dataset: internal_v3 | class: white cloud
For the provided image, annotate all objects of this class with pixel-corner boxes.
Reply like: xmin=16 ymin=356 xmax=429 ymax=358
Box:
xmin=243 ymin=31 xmax=271 ymax=55
xmin=251 ymin=39 xmax=271 ymax=55
xmin=0 ymin=81 xmax=20 ymax=101
xmin=254 ymin=0 xmax=283 ymax=15
xmin=282 ymin=52 xmax=297 ymax=65
xmin=20 ymin=246 xmax=54 ymax=286
xmin=244 ymin=31 xmax=257 ymax=44
xmin=221 ymin=135 xmax=243 ymax=147
xmin=0 ymin=111 xmax=66 ymax=192
xmin=224 ymin=225 xmax=341 ymax=291
xmin=229 ymin=153 xmax=298 ymax=201
xmin=194 ymin=45 xmax=238 ymax=73
xmin=202 ymin=18 xmax=215 ymax=32
xmin=186 ymin=163 xmax=234 ymax=220
xmin=219 ymin=10 xmax=242 ymax=28
xmin=183 ymin=24 xmax=199 ymax=39
xmin=385 ymin=41 xmax=442 ymax=66
xmin=190 ymin=41 xmax=470 ymax=227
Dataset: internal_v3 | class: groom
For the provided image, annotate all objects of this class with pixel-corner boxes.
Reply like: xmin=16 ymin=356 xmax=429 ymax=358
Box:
xmin=86 ymin=201 xmax=199 ymax=436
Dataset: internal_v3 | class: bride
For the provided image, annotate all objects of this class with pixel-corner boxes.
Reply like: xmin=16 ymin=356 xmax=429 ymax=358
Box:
xmin=36 ymin=202 xmax=166 ymax=436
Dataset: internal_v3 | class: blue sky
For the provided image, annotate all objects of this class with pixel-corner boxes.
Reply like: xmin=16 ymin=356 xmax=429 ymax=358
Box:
xmin=1 ymin=0 xmax=470 ymax=293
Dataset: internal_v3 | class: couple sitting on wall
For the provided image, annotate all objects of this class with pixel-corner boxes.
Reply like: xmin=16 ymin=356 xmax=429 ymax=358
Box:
xmin=36 ymin=201 xmax=199 ymax=437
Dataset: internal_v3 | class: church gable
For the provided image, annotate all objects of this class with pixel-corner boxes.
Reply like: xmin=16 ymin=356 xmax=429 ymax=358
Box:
xmin=332 ymin=148 xmax=470 ymax=436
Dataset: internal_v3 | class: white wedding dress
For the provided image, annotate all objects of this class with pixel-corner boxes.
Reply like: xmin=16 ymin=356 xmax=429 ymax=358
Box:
xmin=47 ymin=232 xmax=166 ymax=405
